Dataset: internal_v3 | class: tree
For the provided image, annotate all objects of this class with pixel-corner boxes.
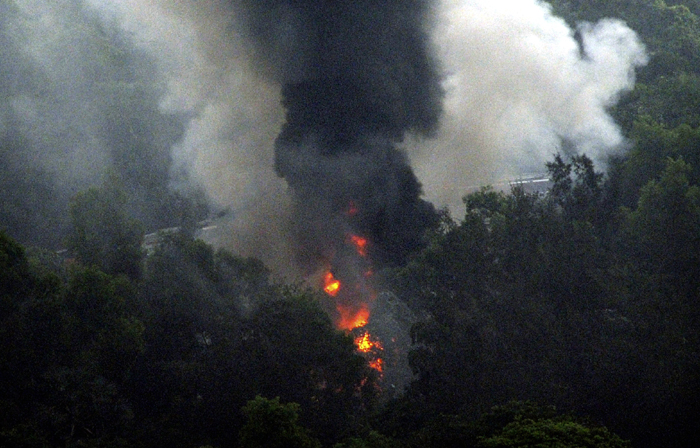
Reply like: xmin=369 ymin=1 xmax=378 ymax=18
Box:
xmin=235 ymin=289 xmax=378 ymax=445
xmin=477 ymin=416 xmax=630 ymax=448
xmin=546 ymin=154 xmax=604 ymax=226
xmin=0 ymin=230 xmax=31 ymax=315
xmin=67 ymin=179 xmax=144 ymax=281
xmin=239 ymin=396 xmax=321 ymax=448
xmin=614 ymin=157 xmax=700 ymax=447
xmin=612 ymin=118 xmax=700 ymax=209
xmin=333 ymin=431 xmax=402 ymax=448
xmin=623 ymin=157 xmax=700 ymax=300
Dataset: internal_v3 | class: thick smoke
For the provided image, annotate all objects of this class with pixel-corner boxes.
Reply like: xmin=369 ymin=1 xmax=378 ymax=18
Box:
xmin=410 ymin=0 xmax=648 ymax=212
xmin=1 ymin=0 xmax=648 ymax=389
xmin=2 ymin=0 xmax=647 ymax=273
xmin=0 ymin=0 xmax=195 ymax=246
xmin=234 ymin=0 xmax=444 ymax=273
xmin=93 ymin=0 xmax=444 ymax=277
xmin=5 ymin=0 xmax=110 ymax=188
xmin=84 ymin=0 xmax=298 ymax=277
xmin=88 ymin=0 xmax=647 ymax=257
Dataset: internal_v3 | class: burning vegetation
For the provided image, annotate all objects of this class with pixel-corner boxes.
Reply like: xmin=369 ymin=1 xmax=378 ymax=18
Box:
xmin=320 ymin=214 xmax=384 ymax=373
xmin=236 ymin=0 xmax=442 ymax=379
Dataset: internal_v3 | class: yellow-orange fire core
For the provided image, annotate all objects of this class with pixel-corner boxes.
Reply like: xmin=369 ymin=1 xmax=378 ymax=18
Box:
xmin=319 ymin=217 xmax=383 ymax=373
xmin=323 ymin=272 xmax=341 ymax=296
xmin=336 ymin=304 xmax=369 ymax=331
xmin=369 ymin=358 xmax=384 ymax=372
xmin=355 ymin=332 xmax=383 ymax=352
xmin=355 ymin=332 xmax=384 ymax=373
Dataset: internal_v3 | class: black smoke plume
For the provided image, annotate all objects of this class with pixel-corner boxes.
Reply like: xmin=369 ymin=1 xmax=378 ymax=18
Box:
xmin=234 ymin=0 xmax=443 ymax=272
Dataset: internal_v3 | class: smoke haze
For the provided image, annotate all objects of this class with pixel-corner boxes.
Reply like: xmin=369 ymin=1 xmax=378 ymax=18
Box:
xmin=233 ymin=0 xmax=444 ymax=275
xmin=412 ymin=0 xmax=647 ymax=212
xmin=85 ymin=0 xmax=302 ymax=276
xmin=0 ymin=0 xmax=646 ymax=271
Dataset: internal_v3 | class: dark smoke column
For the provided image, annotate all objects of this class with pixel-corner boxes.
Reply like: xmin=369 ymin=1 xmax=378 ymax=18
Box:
xmin=237 ymin=0 xmax=443 ymax=271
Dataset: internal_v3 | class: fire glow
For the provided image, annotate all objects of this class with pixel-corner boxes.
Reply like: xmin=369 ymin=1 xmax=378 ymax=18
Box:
xmin=348 ymin=234 xmax=368 ymax=257
xmin=318 ymin=215 xmax=384 ymax=373
xmin=346 ymin=201 xmax=359 ymax=217
xmin=323 ymin=272 xmax=341 ymax=297
xmin=355 ymin=332 xmax=383 ymax=353
xmin=355 ymin=331 xmax=384 ymax=373
xmin=337 ymin=304 xmax=369 ymax=331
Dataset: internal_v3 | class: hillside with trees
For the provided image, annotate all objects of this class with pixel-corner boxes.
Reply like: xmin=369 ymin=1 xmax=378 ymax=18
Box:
xmin=2 ymin=0 xmax=700 ymax=447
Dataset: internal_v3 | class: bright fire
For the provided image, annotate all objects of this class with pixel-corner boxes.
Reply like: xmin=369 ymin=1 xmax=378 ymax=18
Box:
xmin=355 ymin=332 xmax=383 ymax=353
xmin=323 ymin=271 xmax=341 ymax=296
xmin=355 ymin=331 xmax=384 ymax=373
xmin=369 ymin=358 xmax=383 ymax=372
xmin=336 ymin=304 xmax=369 ymax=331
xmin=317 ymin=202 xmax=384 ymax=374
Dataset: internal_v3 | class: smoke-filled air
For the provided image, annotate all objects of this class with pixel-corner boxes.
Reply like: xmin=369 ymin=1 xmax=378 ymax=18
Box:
xmin=0 ymin=0 xmax=649 ymax=369
xmin=413 ymin=0 xmax=647 ymax=210
xmin=8 ymin=1 xmax=700 ymax=447
xmin=0 ymin=0 xmax=646 ymax=271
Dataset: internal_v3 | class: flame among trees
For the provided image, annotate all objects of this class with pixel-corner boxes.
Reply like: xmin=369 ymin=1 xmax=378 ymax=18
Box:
xmin=318 ymin=220 xmax=384 ymax=372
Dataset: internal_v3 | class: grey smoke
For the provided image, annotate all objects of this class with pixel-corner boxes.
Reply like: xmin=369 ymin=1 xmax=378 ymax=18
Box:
xmin=410 ymin=0 xmax=647 ymax=212
xmin=0 ymin=0 xmax=195 ymax=246
xmin=5 ymin=0 xmax=112 ymax=188
xmin=91 ymin=0 xmax=646 ymax=244
xmin=0 ymin=0 xmax=648 ymax=388
xmin=86 ymin=0 xmax=298 ymax=276
xmin=234 ymin=0 xmax=444 ymax=274
xmin=2 ymin=0 xmax=647 ymax=270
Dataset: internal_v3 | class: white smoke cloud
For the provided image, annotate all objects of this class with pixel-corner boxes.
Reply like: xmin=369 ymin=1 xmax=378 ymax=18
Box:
xmin=85 ymin=0 xmax=646 ymax=270
xmin=7 ymin=0 xmax=112 ymax=187
xmin=87 ymin=0 xmax=299 ymax=277
xmin=410 ymin=0 xmax=647 ymax=213
xmin=87 ymin=0 xmax=284 ymax=203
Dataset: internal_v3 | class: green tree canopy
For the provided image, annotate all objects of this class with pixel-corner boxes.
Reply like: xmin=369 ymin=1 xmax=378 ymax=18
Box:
xmin=67 ymin=179 xmax=144 ymax=280
xmin=239 ymin=396 xmax=321 ymax=448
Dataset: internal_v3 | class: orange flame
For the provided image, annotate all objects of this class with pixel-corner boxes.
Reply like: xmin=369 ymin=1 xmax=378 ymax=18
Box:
xmin=356 ymin=333 xmax=372 ymax=352
xmin=317 ymin=217 xmax=384 ymax=374
xmin=348 ymin=234 xmax=368 ymax=257
xmin=354 ymin=331 xmax=384 ymax=373
xmin=369 ymin=358 xmax=384 ymax=372
xmin=323 ymin=271 xmax=341 ymax=297
xmin=355 ymin=332 xmax=383 ymax=353
xmin=336 ymin=304 xmax=369 ymax=330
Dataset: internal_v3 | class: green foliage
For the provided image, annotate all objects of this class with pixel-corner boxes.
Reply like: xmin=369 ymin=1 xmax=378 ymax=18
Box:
xmin=334 ymin=431 xmax=403 ymax=448
xmin=0 ymin=229 xmax=30 ymax=313
xmin=0 ymin=424 xmax=50 ymax=448
xmin=239 ymin=396 xmax=321 ymax=448
xmin=473 ymin=402 xmax=629 ymax=448
xmin=463 ymin=186 xmax=508 ymax=219
xmin=237 ymin=289 xmax=377 ymax=444
xmin=381 ymin=402 xmax=630 ymax=448
xmin=477 ymin=417 xmax=630 ymax=448
xmin=546 ymin=154 xmax=604 ymax=225
xmin=384 ymin=148 xmax=700 ymax=448
xmin=612 ymin=117 xmax=700 ymax=207
xmin=547 ymin=0 xmax=700 ymax=218
xmin=67 ymin=180 xmax=144 ymax=280
xmin=0 ymin=1 xmax=197 ymax=248
xmin=4 ymin=1 xmax=700 ymax=447
xmin=623 ymin=157 xmax=700 ymax=296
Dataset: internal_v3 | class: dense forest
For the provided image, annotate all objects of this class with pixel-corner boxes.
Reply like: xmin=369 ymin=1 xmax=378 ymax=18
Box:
xmin=2 ymin=0 xmax=700 ymax=447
